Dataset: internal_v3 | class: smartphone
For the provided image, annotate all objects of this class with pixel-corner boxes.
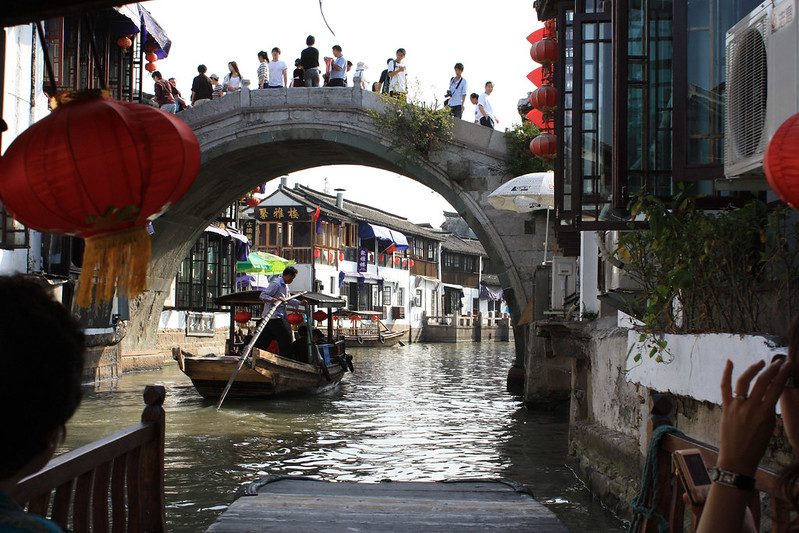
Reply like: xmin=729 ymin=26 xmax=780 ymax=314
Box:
xmin=673 ymin=448 xmax=711 ymax=505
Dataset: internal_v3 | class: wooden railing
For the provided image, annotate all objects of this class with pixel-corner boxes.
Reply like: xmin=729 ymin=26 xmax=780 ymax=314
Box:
xmin=12 ymin=385 xmax=166 ymax=533
xmin=638 ymin=393 xmax=795 ymax=532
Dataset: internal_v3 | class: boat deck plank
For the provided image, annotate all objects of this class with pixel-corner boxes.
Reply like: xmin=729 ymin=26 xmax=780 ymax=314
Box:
xmin=207 ymin=478 xmax=566 ymax=532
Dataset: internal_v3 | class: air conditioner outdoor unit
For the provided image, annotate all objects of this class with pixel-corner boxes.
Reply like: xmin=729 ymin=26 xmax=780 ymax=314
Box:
xmin=724 ymin=0 xmax=799 ymax=184
xmin=550 ymin=256 xmax=577 ymax=311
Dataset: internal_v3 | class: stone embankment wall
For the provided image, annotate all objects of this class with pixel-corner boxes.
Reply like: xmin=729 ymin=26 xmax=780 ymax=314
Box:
xmin=557 ymin=321 xmax=796 ymax=518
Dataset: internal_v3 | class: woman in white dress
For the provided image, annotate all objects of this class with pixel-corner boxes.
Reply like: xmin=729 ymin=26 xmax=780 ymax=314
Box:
xmin=224 ymin=61 xmax=243 ymax=92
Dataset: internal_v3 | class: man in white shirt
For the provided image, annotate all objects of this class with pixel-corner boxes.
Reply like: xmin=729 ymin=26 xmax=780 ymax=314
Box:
xmin=387 ymin=48 xmax=407 ymax=98
xmin=328 ymin=45 xmax=347 ymax=87
xmin=267 ymin=47 xmax=288 ymax=88
xmin=446 ymin=62 xmax=468 ymax=119
xmin=478 ymin=81 xmax=499 ymax=129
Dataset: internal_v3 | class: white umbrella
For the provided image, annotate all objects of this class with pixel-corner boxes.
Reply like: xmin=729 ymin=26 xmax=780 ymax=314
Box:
xmin=487 ymin=171 xmax=555 ymax=210
xmin=487 ymin=171 xmax=556 ymax=262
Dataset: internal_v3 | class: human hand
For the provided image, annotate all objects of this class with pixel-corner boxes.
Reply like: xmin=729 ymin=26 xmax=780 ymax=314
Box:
xmin=718 ymin=357 xmax=792 ymax=476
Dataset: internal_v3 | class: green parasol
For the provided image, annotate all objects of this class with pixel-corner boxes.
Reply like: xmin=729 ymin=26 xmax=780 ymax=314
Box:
xmin=236 ymin=251 xmax=296 ymax=274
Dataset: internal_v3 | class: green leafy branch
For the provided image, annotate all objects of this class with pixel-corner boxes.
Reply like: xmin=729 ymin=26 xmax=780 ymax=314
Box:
xmin=368 ymin=94 xmax=454 ymax=158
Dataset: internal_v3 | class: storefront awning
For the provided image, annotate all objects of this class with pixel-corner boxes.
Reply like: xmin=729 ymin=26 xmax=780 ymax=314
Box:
xmin=339 ymin=271 xmax=384 ymax=285
xmin=110 ymin=5 xmax=141 ymax=39
xmin=358 ymin=223 xmax=409 ymax=252
xmin=414 ymin=275 xmax=440 ymax=287
xmin=204 ymin=225 xmax=249 ymax=243
xmin=138 ymin=4 xmax=171 ymax=59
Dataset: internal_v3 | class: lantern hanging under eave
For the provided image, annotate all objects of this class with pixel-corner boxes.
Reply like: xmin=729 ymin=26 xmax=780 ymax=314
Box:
xmin=145 ymin=62 xmax=157 ymax=73
xmin=287 ymin=313 xmax=304 ymax=326
xmin=530 ymin=133 xmax=558 ymax=161
xmin=529 ymin=85 xmax=558 ymax=113
xmin=765 ymin=113 xmax=799 ymax=208
xmin=0 ymin=92 xmax=200 ymax=307
xmin=116 ymin=36 xmax=132 ymax=50
xmin=339 ymin=251 xmax=344 ymax=261
xmin=234 ymin=310 xmax=252 ymax=323
xmin=370 ymin=315 xmax=379 ymax=322
xmin=313 ymin=310 xmax=328 ymax=323
xmin=351 ymin=314 xmax=362 ymax=322
xmin=246 ymin=196 xmax=259 ymax=207
xmin=530 ymin=38 xmax=558 ymax=66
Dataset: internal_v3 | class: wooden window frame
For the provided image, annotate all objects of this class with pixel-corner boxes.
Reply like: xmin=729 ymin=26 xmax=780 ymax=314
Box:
xmin=173 ymin=233 xmax=235 ymax=311
xmin=0 ymin=204 xmax=29 ymax=250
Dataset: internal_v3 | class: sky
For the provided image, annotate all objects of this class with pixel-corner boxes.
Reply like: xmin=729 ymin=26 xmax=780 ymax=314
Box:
xmin=146 ymin=0 xmax=542 ymax=227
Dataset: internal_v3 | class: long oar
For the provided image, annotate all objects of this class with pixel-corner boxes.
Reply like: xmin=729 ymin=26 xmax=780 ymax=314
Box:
xmin=217 ymin=291 xmax=307 ymax=410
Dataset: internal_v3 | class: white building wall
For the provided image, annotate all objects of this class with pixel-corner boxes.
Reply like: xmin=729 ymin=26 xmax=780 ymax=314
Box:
xmin=1 ymin=24 xmax=48 ymax=276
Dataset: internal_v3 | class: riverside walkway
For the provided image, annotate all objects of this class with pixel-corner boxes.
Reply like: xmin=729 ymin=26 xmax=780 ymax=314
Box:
xmin=207 ymin=476 xmax=566 ymax=532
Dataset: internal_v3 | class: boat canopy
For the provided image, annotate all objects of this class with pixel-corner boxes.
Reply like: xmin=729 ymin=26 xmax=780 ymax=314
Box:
xmin=215 ymin=290 xmax=346 ymax=308
xmin=358 ymin=223 xmax=409 ymax=252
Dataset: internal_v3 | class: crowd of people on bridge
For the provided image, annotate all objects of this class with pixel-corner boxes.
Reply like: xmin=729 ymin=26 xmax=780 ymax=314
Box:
xmin=151 ymin=34 xmax=498 ymax=128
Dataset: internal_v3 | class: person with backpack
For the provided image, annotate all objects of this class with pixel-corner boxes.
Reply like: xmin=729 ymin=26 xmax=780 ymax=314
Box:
xmin=386 ymin=48 xmax=407 ymax=98
xmin=445 ymin=63 xmax=468 ymax=119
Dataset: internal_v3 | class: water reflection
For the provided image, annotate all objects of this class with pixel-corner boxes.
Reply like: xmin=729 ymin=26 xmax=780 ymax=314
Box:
xmin=63 ymin=342 xmax=623 ymax=532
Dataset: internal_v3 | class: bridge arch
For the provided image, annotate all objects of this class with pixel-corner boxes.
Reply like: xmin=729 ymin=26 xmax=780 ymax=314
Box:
xmin=127 ymin=88 xmax=542 ymax=366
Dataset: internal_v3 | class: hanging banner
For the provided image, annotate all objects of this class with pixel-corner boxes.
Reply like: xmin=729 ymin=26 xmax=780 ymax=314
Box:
xmin=357 ymin=247 xmax=369 ymax=273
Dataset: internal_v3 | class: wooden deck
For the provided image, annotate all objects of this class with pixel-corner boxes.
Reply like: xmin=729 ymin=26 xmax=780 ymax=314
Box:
xmin=207 ymin=477 xmax=566 ymax=532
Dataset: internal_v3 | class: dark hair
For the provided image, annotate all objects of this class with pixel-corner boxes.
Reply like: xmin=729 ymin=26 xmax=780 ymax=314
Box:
xmin=283 ymin=266 xmax=298 ymax=277
xmin=258 ymin=51 xmax=269 ymax=61
xmin=386 ymin=58 xmax=392 ymax=65
xmin=168 ymin=77 xmax=175 ymax=82
xmin=297 ymin=324 xmax=308 ymax=337
xmin=332 ymin=45 xmax=342 ymax=52
xmin=454 ymin=62 xmax=464 ymax=70
xmin=272 ymin=47 xmax=281 ymax=54
xmin=198 ymin=64 xmax=207 ymax=73
xmin=485 ymin=81 xmax=493 ymax=87
xmin=396 ymin=48 xmax=406 ymax=55
xmin=228 ymin=61 xmax=241 ymax=77
xmin=306 ymin=35 xmax=315 ymax=46
xmin=0 ymin=276 xmax=85 ymax=479
xmin=151 ymin=71 xmax=162 ymax=79
xmin=346 ymin=61 xmax=352 ymax=67
xmin=470 ymin=92 xmax=479 ymax=99
xmin=295 ymin=58 xmax=302 ymax=67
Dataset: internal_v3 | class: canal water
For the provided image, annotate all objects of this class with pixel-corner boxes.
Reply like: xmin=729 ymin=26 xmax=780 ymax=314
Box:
xmin=63 ymin=342 xmax=625 ymax=532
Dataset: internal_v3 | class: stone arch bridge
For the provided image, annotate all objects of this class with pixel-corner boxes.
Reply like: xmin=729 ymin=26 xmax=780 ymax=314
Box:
xmin=127 ymin=87 xmax=544 ymax=373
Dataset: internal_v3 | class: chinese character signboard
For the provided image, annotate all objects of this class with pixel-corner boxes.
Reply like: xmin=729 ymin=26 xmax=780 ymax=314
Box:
xmin=357 ymin=247 xmax=368 ymax=272
xmin=255 ymin=206 xmax=309 ymax=222
xmin=242 ymin=220 xmax=256 ymax=244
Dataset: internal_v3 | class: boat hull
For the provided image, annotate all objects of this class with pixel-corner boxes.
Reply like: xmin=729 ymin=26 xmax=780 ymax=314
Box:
xmin=344 ymin=330 xmax=405 ymax=347
xmin=178 ymin=350 xmax=345 ymax=400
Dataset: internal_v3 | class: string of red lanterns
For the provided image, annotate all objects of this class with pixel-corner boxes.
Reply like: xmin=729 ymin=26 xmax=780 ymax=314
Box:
xmin=765 ymin=113 xmax=799 ymax=208
xmin=526 ymin=18 xmax=558 ymax=161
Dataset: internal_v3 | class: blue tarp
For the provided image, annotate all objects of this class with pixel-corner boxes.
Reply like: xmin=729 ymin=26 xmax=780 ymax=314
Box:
xmin=358 ymin=223 xmax=409 ymax=252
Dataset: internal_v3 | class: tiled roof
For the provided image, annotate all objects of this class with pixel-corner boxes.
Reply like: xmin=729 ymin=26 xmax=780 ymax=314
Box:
xmin=440 ymin=233 xmax=487 ymax=257
xmin=282 ymin=185 xmax=445 ymax=241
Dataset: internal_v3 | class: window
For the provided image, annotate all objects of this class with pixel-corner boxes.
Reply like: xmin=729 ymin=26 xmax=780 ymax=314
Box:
xmin=464 ymin=256 xmax=476 ymax=273
xmin=397 ymin=287 xmax=405 ymax=307
xmin=44 ymin=19 xmax=64 ymax=88
xmin=371 ymin=285 xmax=382 ymax=311
xmin=673 ymin=0 xmax=761 ymax=179
xmin=427 ymin=243 xmax=436 ymax=261
xmin=0 ymin=204 xmax=28 ymax=249
xmin=413 ymin=238 xmax=425 ymax=258
xmin=382 ymin=286 xmax=392 ymax=306
xmin=174 ymin=233 xmax=235 ymax=311
xmin=414 ymin=289 xmax=422 ymax=307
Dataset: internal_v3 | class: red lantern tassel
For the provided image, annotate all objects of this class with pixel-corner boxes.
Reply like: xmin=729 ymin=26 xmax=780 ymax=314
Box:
xmin=75 ymin=226 xmax=151 ymax=307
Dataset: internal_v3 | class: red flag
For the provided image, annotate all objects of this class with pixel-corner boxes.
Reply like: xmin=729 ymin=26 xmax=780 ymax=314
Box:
xmin=527 ymin=67 xmax=544 ymax=87
xmin=527 ymin=28 xmax=546 ymax=44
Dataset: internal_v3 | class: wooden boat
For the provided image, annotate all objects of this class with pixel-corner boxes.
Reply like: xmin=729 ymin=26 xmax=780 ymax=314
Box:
xmin=174 ymin=291 xmax=353 ymax=400
xmin=334 ymin=309 xmax=406 ymax=347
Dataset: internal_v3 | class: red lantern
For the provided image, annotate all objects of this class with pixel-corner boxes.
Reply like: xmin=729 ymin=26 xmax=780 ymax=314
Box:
xmin=234 ymin=310 xmax=252 ymax=323
xmin=530 ymin=38 xmax=558 ymax=66
xmin=530 ymin=133 xmax=558 ymax=161
xmin=287 ymin=313 xmax=304 ymax=326
xmin=544 ymin=19 xmax=557 ymax=37
xmin=145 ymin=52 xmax=158 ymax=63
xmin=530 ymin=85 xmax=558 ymax=113
xmin=116 ymin=36 xmax=132 ymax=50
xmin=351 ymin=314 xmax=362 ymax=322
xmin=313 ymin=310 xmax=328 ymax=322
xmin=314 ymin=249 xmax=321 ymax=259
xmin=144 ymin=42 xmax=158 ymax=54
xmin=394 ymin=256 xmax=401 ymax=265
xmin=0 ymin=92 xmax=200 ymax=306
xmin=379 ymin=254 xmax=385 ymax=262
xmin=370 ymin=315 xmax=379 ymax=322
xmin=145 ymin=62 xmax=157 ymax=73
xmin=765 ymin=113 xmax=799 ymax=208
xmin=409 ymin=259 xmax=415 ymax=267
xmin=246 ymin=197 xmax=259 ymax=207
xmin=339 ymin=251 xmax=344 ymax=261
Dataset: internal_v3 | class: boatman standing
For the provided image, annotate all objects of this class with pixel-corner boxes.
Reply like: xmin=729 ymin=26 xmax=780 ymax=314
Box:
xmin=256 ymin=266 xmax=302 ymax=356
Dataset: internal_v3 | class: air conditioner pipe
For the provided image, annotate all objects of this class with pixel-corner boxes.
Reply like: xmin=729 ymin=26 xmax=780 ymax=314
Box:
xmin=596 ymin=231 xmax=625 ymax=270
